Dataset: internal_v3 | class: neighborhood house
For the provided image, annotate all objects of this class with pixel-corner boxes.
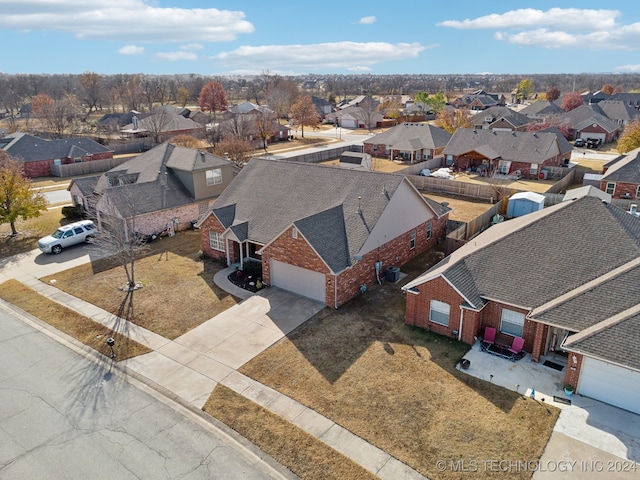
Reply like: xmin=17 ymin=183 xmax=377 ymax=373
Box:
xmin=402 ymin=195 xmax=640 ymax=415
xmin=197 ymin=158 xmax=450 ymax=308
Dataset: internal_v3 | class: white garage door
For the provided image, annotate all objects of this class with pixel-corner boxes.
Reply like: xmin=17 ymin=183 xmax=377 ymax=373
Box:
xmin=578 ymin=357 xmax=640 ymax=415
xmin=579 ymin=132 xmax=605 ymax=142
xmin=270 ymin=260 xmax=326 ymax=303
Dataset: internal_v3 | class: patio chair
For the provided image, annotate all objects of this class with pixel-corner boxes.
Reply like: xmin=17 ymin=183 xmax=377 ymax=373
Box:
xmin=481 ymin=327 xmax=496 ymax=351
xmin=508 ymin=336 xmax=525 ymax=359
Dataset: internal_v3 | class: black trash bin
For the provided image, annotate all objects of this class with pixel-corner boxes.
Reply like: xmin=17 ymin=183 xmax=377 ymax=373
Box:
xmin=385 ymin=266 xmax=400 ymax=282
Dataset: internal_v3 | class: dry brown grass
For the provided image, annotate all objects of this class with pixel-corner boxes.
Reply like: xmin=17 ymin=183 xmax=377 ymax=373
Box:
xmin=0 ymin=279 xmax=151 ymax=361
xmin=238 ymin=250 xmax=559 ymax=480
xmin=423 ymin=192 xmax=495 ymax=223
xmin=0 ymin=207 xmax=69 ymax=257
xmin=40 ymin=231 xmax=239 ymax=339
xmin=203 ymin=385 xmax=379 ymax=480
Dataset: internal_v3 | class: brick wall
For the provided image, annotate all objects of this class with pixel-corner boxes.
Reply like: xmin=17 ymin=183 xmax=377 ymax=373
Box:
xmin=599 ymin=180 xmax=638 ymax=199
xmin=479 ymin=302 xmax=536 ymax=353
xmin=131 ymin=202 xmax=202 ymax=235
xmin=563 ymin=352 xmax=583 ymax=391
xmin=199 ymin=213 xmax=227 ymax=261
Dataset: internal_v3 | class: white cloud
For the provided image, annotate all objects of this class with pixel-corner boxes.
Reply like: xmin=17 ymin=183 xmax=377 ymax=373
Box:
xmin=154 ymin=51 xmax=198 ymax=61
xmin=119 ymin=45 xmax=144 ymax=55
xmin=438 ymin=8 xmax=619 ymax=31
xmin=348 ymin=66 xmax=372 ymax=72
xmin=439 ymin=8 xmax=640 ymax=51
xmin=615 ymin=64 xmax=640 ymax=73
xmin=213 ymin=41 xmax=429 ymax=73
xmin=358 ymin=16 xmax=376 ymax=25
xmin=0 ymin=1 xmax=253 ymax=43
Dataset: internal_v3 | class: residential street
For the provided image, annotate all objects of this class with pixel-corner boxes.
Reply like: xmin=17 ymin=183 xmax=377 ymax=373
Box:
xmin=0 ymin=305 xmax=289 ymax=480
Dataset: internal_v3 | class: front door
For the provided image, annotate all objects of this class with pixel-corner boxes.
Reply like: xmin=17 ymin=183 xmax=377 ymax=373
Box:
xmin=545 ymin=327 xmax=570 ymax=355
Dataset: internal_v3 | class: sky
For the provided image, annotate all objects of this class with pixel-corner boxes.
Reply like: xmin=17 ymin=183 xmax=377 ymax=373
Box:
xmin=1 ymin=1 xmax=640 ymax=76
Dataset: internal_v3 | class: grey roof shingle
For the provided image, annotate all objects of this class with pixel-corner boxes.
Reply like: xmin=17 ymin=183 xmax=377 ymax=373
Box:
xmin=364 ymin=123 xmax=451 ymax=151
xmin=469 ymin=106 xmax=533 ymax=129
xmin=2 ymin=132 xmax=112 ymax=162
xmin=601 ymin=147 xmax=640 ymax=183
xmin=592 ymin=100 xmax=640 ymax=123
xmin=519 ymin=101 xmax=564 ymax=117
xmin=558 ymin=104 xmax=619 ymax=133
xmin=406 ymin=196 xmax=640 ymax=310
xmin=209 ymin=159 xmax=442 ymax=273
xmin=443 ymin=129 xmax=566 ymax=164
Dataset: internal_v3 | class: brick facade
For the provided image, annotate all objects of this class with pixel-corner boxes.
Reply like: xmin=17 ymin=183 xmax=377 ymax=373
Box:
xmin=454 ymin=153 xmax=568 ymax=179
xmin=363 ymin=143 xmax=445 ymax=162
xmin=599 ymin=180 xmax=639 ymax=199
xmin=21 ymin=151 xmax=114 ymax=178
xmin=562 ymin=352 xmax=583 ymax=392
xmin=200 ymin=209 xmax=447 ymax=308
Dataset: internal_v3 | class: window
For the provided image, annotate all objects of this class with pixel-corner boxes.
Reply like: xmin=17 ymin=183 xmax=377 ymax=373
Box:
xmin=498 ymin=160 xmax=511 ymax=174
xmin=530 ymin=163 xmax=538 ymax=175
xmin=384 ymin=145 xmax=390 ymax=155
xmin=500 ymin=308 xmax=525 ymax=337
xmin=209 ymin=231 xmax=225 ymax=251
xmin=430 ymin=300 xmax=450 ymax=327
xmin=372 ymin=144 xmax=378 ymax=152
xmin=606 ymin=182 xmax=616 ymax=195
xmin=206 ymin=168 xmax=222 ymax=186
xmin=63 ymin=230 xmax=74 ymax=238
xmin=73 ymin=227 xmax=84 ymax=234
xmin=410 ymin=229 xmax=416 ymax=249
xmin=636 ymin=185 xmax=640 ymax=198
xmin=426 ymin=222 xmax=432 ymax=240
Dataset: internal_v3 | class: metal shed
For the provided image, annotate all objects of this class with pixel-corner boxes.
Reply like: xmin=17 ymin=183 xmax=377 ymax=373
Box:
xmin=506 ymin=191 xmax=545 ymax=218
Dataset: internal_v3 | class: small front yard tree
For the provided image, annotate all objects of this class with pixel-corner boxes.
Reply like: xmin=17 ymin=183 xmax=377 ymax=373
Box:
xmin=617 ymin=119 xmax=640 ymax=153
xmin=288 ymin=96 xmax=319 ymax=138
xmin=435 ymin=108 xmax=470 ymax=134
xmin=516 ymin=78 xmax=534 ymax=102
xmin=0 ymin=151 xmax=47 ymax=236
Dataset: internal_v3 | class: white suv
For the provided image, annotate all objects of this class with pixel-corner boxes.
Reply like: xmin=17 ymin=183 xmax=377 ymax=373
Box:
xmin=38 ymin=220 xmax=98 ymax=254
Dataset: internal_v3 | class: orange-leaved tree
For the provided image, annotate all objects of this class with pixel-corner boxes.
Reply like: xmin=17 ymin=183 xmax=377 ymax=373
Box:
xmin=288 ymin=96 xmax=319 ymax=138
xmin=617 ymin=120 xmax=640 ymax=154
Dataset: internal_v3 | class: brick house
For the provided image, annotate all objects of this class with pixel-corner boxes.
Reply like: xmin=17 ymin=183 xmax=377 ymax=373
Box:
xmin=196 ymin=158 xmax=450 ymax=307
xmin=442 ymin=128 xmax=572 ymax=178
xmin=363 ymin=123 xmax=451 ymax=163
xmin=0 ymin=132 xmax=113 ymax=178
xmin=599 ymin=147 xmax=640 ymax=199
xmin=451 ymin=90 xmax=506 ymax=110
xmin=402 ymin=195 xmax=640 ymax=415
xmin=69 ymin=142 xmax=236 ymax=236
xmin=120 ymin=112 xmax=204 ymax=142
xmin=557 ymin=104 xmax=621 ymax=143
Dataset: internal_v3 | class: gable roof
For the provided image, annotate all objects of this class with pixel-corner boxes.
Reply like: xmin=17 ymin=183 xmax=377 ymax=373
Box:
xmin=519 ymin=101 xmax=564 ymax=117
xmin=364 ymin=123 xmax=451 ymax=151
xmin=122 ymin=113 xmax=202 ymax=134
xmin=205 ymin=158 xmax=444 ymax=273
xmin=591 ymin=100 xmax=640 ymax=123
xmin=558 ymin=104 xmax=619 ymax=133
xmin=469 ymin=106 xmax=533 ymax=129
xmin=443 ymin=128 xmax=567 ymax=164
xmin=93 ymin=143 xmax=232 ymax=216
xmin=1 ymin=132 xmax=112 ymax=162
xmin=601 ymin=147 xmax=640 ymax=183
xmin=404 ymin=196 xmax=640 ymax=313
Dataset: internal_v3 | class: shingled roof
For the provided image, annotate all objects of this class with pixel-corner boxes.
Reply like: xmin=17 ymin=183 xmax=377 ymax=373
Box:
xmin=404 ymin=196 xmax=640 ymax=311
xmin=204 ymin=158 xmax=446 ymax=274
xmin=601 ymin=147 xmax=640 ymax=183
xmin=94 ymin=143 xmax=232 ymax=216
xmin=519 ymin=101 xmax=564 ymax=117
xmin=364 ymin=123 xmax=451 ymax=151
xmin=443 ymin=128 xmax=567 ymax=164
xmin=1 ymin=132 xmax=112 ymax=162
xmin=469 ymin=106 xmax=533 ymax=129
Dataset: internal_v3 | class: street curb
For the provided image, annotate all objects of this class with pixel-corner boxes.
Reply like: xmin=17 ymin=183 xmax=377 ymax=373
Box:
xmin=0 ymin=299 xmax=299 ymax=480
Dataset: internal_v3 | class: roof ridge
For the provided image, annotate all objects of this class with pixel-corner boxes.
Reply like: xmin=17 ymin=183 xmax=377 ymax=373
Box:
xmin=563 ymin=303 xmax=640 ymax=349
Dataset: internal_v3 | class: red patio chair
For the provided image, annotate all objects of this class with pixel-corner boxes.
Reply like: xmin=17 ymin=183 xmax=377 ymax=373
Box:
xmin=508 ymin=336 xmax=525 ymax=355
xmin=483 ymin=327 xmax=496 ymax=345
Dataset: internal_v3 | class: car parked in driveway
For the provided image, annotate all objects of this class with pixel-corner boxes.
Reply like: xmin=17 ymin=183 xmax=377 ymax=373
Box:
xmin=574 ymin=138 xmax=585 ymax=147
xmin=38 ymin=220 xmax=97 ymax=254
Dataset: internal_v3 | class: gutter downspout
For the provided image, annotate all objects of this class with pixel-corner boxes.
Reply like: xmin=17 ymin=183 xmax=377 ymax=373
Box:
xmin=334 ymin=274 xmax=338 ymax=309
xmin=458 ymin=306 xmax=464 ymax=342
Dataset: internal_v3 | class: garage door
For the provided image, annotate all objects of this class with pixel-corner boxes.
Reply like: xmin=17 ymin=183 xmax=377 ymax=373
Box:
xmin=579 ymin=132 xmax=605 ymax=142
xmin=270 ymin=260 xmax=326 ymax=303
xmin=578 ymin=357 xmax=640 ymax=415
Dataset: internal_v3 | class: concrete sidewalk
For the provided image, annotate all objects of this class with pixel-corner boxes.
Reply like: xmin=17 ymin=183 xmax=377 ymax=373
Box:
xmin=7 ymin=260 xmax=428 ymax=480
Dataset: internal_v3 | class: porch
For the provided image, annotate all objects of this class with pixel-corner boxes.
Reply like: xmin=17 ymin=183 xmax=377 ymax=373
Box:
xmin=458 ymin=340 xmax=572 ymax=409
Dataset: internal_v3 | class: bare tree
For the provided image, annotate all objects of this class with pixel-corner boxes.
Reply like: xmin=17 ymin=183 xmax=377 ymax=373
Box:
xmin=79 ymin=72 xmax=103 ymax=114
xmin=213 ymin=137 xmax=252 ymax=168
xmin=143 ymin=109 xmax=173 ymax=144
xmin=255 ymin=110 xmax=277 ymax=151
xmin=288 ymin=96 xmax=319 ymax=138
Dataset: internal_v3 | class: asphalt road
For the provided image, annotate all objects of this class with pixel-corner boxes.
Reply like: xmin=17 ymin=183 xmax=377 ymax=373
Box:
xmin=0 ymin=305 xmax=287 ymax=480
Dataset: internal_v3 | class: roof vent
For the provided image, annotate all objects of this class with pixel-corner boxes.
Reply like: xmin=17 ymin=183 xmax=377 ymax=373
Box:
xmin=357 ymin=196 xmax=362 ymax=213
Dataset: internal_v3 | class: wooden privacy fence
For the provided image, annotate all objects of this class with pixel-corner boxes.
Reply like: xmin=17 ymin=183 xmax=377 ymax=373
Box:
xmin=51 ymin=157 xmax=131 ymax=177
xmin=264 ymin=144 xmax=363 ymax=164
xmin=407 ymin=175 xmax=518 ymax=202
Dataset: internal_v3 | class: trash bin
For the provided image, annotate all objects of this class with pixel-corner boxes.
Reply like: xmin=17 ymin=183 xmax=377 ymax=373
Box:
xmin=385 ymin=266 xmax=400 ymax=282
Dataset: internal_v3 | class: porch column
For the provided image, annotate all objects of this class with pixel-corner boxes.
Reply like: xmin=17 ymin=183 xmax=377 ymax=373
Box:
xmin=239 ymin=241 xmax=244 ymax=269
xmin=225 ymin=238 xmax=230 ymax=267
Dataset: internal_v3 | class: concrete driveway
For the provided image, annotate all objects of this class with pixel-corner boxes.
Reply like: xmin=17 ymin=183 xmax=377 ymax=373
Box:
xmin=459 ymin=342 xmax=640 ymax=479
xmin=120 ymin=287 xmax=325 ymax=408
